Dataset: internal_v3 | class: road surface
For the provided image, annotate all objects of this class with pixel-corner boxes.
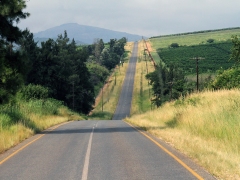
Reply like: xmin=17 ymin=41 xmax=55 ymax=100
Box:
xmin=112 ymin=42 xmax=138 ymax=120
xmin=0 ymin=42 xmax=215 ymax=180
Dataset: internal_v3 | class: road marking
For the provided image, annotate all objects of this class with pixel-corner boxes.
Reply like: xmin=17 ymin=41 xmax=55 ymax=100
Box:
xmin=81 ymin=122 xmax=97 ymax=180
xmin=124 ymin=121 xmax=204 ymax=180
xmin=0 ymin=122 xmax=70 ymax=165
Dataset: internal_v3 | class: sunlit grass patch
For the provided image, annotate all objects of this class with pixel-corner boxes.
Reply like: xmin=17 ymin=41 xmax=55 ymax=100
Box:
xmin=150 ymin=28 xmax=240 ymax=49
xmin=0 ymin=98 xmax=83 ymax=153
xmin=131 ymin=40 xmax=156 ymax=116
xmin=0 ymin=123 xmax=34 ymax=153
xmin=126 ymin=89 xmax=240 ymax=179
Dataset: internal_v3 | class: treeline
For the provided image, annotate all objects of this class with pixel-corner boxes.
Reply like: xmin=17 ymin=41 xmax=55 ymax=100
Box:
xmin=150 ymin=27 xmax=240 ymax=39
xmin=0 ymin=0 xmax=127 ymax=114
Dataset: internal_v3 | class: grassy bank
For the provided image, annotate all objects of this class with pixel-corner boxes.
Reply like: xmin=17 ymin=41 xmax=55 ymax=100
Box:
xmin=88 ymin=42 xmax=134 ymax=120
xmin=126 ymin=89 xmax=240 ymax=179
xmin=131 ymin=40 xmax=155 ymax=115
xmin=0 ymin=99 xmax=83 ymax=153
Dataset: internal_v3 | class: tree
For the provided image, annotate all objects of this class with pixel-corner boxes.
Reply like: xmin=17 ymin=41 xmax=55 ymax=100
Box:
xmin=209 ymin=36 xmax=240 ymax=90
xmin=109 ymin=39 xmax=116 ymax=49
xmin=146 ymin=64 xmax=187 ymax=107
xmin=230 ymin=35 xmax=240 ymax=63
xmin=19 ymin=29 xmax=39 ymax=83
xmin=146 ymin=65 xmax=165 ymax=107
xmin=0 ymin=0 xmax=30 ymax=42
xmin=93 ymin=38 xmax=104 ymax=63
xmin=170 ymin=43 xmax=179 ymax=48
xmin=26 ymin=32 xmax=95 ymax=114
xmin=100 ymin=48 xmax=115 ymax=70
xmin=0 ymin=0 xmax=30 ymax=103
xmin=86 ymin=62 xmax=109 ymax=89
xmin=209 ymin=67 xmax=240 ymax=89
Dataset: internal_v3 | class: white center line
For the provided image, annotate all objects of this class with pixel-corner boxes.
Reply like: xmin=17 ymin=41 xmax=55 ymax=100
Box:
xmin=81 ymin=123 xmax=97 ymax=180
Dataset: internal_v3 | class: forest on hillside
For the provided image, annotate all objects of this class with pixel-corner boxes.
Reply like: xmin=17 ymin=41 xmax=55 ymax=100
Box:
xmin=0 ymin=0 xmax=127 ymax=114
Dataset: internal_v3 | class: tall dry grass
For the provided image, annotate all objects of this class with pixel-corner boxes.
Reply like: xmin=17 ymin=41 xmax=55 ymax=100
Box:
xmin=0 ymin=99 xmax=83 ymax=153
xmin=131 ymin=40 xmax=155 ymax=115
xmin=126 ymin=89 xmax=240 ymax=179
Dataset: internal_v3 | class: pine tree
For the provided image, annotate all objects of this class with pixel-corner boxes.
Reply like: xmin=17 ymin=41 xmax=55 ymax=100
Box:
xmin=0 ymin=0 xmax=30 ymax=103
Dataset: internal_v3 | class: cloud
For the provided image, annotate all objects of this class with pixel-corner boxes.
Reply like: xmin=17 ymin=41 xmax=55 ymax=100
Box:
xmin=19 ymin=0 xmax=240 ymax=37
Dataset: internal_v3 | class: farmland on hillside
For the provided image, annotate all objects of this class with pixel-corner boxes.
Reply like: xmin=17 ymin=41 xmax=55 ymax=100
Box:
xmin=149 ymin=28 xmax=240 ymax=74
xmin=150 ymin=28 xmax=240 ymax=48
xmin=157 ymin=41 xmax=234 ymax=74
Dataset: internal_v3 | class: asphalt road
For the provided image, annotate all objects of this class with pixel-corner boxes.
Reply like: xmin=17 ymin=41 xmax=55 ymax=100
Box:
xmin=0 ymin=120 xmax=215 ymax=180
xmin=0 ymin=42 xmax=216 ymax=180
xmin=112 ymin=42 xmax=138 ymax=120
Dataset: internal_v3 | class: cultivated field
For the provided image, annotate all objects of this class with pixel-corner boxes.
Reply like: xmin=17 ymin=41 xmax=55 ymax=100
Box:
xmin=150 ymin=28 xmax=240 ymax=48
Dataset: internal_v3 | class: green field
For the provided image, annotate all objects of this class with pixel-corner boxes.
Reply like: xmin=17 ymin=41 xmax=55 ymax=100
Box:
xmin=158 ymin=41 xmax=234 ymax=74
xmin=150 ymin=28 xmax=240 ymax=74
xmin=150 ymin=28 xmax=240 ymax=48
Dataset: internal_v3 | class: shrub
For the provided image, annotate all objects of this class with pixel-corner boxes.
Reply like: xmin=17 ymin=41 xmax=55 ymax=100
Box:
xmin=207 ymin=39 xmax=214 ymax=43
xmin=209 ymin=67 xmax=240 ymax=89
xmin=170 ymin=43 xmax=179 ymax=48
xmin=18 ymin=84 xmax=49 ymax=101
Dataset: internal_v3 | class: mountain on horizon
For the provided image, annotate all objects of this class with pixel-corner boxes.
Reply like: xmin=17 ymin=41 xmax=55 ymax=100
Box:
xmin=34 ymin=23 xmax=144 ymax=44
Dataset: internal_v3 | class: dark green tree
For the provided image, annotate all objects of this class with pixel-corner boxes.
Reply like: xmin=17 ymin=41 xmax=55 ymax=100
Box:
xmin=170 ymin=43 xmax=179 ymax=48
xmin=19 ymin=29 xmax=39 ymax=83
xmin=93 ymin=38 xmax=104 ymax=63
xmin=26 ymin=32 xmax=95 ymax=113
xmin=230 ymin=35 xmax=240 ymax=63
xmin=146 ymin=64 xmax=187 ymax=107
xmin=0 ymin=0 xmax=30 ymax=103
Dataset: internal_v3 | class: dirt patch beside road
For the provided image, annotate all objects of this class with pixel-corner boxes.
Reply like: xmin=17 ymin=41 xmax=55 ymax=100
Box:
xmin=146 ymin=41 xmax=153 ymax=52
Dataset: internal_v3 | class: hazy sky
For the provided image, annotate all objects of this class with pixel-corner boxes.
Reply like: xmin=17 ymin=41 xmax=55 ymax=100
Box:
xmin=19 ymin=0 xmax=240 ymax=37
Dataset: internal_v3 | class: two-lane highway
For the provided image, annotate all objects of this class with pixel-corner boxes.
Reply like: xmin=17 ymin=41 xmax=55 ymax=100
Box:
xmin=0 ymin=42 xmax=215 ymax=180
xmin=112 ymin=42 xmax=138 ymax=120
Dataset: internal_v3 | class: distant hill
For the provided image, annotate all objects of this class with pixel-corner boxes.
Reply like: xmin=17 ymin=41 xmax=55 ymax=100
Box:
xmin=34 ymin=23 xmax=144 ymax=45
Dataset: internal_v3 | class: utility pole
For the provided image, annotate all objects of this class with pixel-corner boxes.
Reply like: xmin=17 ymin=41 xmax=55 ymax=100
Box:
xmin=190 ymin=57 xmax=205 ymax=91
xmin=72 ymin=82 xmax=75 ymax=111
xmin=102 ymin=85 xmax=103 ymax=112
xmin=167 ymin=82 xmax=173 ymax=100
xmin=144 ymin=49 xmax=148 ymax=74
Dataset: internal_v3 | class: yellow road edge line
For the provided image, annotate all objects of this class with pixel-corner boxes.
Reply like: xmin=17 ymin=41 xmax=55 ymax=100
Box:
xmin=124 ymin=121 xmax=204 ymax=180
xmin=0 ymin=122 xmax=70 ymax=165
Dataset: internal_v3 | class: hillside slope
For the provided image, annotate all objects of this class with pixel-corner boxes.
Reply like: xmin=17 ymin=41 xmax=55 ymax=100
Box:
xmin=34 ymin=23 xmax=144 ymax=44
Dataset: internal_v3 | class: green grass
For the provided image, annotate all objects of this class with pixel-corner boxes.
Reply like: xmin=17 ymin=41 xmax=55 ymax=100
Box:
xmin=150 ymin=28 xmax=240 ymax=48
xmin=151 ymin=51 xmax=162 ymax=64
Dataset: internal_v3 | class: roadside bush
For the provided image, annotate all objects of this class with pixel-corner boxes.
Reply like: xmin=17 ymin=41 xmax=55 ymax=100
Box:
xmin=18 ymin=84 xmax=49 ymax=101
xmin=209 ymin=67 xmax=240 ymax=89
